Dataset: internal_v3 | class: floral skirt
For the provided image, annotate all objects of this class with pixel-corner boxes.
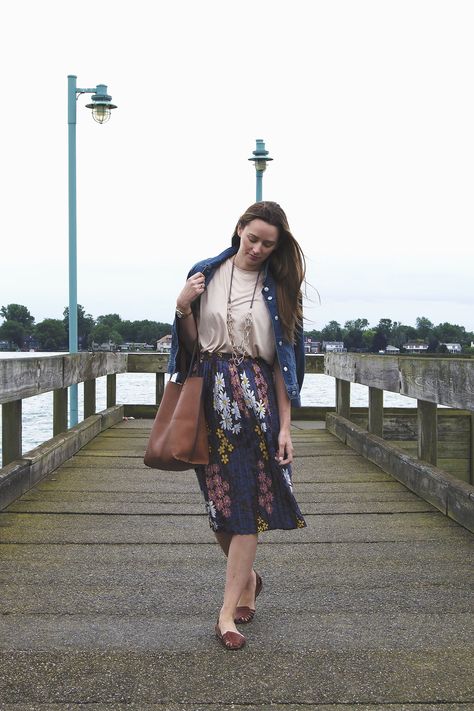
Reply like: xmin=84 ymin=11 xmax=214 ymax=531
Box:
xmin=194 ymin=352 xmax=307 ymax=535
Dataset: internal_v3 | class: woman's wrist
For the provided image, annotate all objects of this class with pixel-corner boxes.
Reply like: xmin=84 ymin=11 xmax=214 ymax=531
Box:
xmin=176 ymin=300 xmax=191 ymax=313
xmin=176 ymin=304 xmax=192 ymax=319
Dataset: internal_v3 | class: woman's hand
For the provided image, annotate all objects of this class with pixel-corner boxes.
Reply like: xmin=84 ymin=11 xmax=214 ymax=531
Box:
xmin=176 ymin=272 xmax=206 ymax=312
xmin=276 ymin=426 xmax=294 ymax=466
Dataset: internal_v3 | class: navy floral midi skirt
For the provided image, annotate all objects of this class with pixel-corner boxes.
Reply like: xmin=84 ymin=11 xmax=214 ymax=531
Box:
xmin=194 ymin=352 xmax=307 ymax=535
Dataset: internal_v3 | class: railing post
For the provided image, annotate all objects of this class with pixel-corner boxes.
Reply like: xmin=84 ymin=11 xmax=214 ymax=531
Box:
xmin=156 ymin=373 xmax=165 ymax=404
xmin=107 ymin=374 xmax=117 ymax=408
xmin=470 ymin=413 xmax=474 ymax=485
xmin=84 ymin=379 xmax=96 ymax=419
xmin=53 ymin=388 xmax=68 ymax=435
xmin=2 ymin=400 xmax=22 ymax=466
xmin=335 ymin=378 xmax=350 ymax=420
xmin=368 ymin=386 xmax=384 ymax=437
xmin=417 ymin=399 xmax=438 ymax=465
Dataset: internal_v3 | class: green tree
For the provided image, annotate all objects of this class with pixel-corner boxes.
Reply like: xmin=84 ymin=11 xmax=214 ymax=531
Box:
xmin=362 ymin=329 xmax=376 ymax=351
xmin=63 ymin=305 xmax=95 ymax=348
xmin=304 ymin=329 xmax=322 ymax=341
xmin=91 ymin=323 xmax=123 ymax=347
xmin=434 ymin=322 xmax=467 ymax=345
xmin=35 ymin=319 xmax=67 ymax=351
xmin=96 ymin=313 xmax=122 ymax=329
xmin=343 ymin=319 xmax=369 ymax=351
xmin=369 ymin=319 xmax=393 ymax=352
xmin=321 ymin=321 xmax=343 ymax=342
xmin=415 ymin=316 xmax=434 ymax=340
xmin=0 ymin=304 xmax=35 ymax=330
xmin=0 ymin=320 xmax=25 ymax=349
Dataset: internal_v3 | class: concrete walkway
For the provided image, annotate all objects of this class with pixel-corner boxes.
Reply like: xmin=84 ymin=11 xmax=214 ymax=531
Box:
xmin=0 ymin=419 xmax=473 ymax=709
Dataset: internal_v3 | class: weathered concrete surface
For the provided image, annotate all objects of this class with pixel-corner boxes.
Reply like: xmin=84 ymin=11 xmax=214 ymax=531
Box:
xmin=0 ymin=421 xmax=473 ymax=708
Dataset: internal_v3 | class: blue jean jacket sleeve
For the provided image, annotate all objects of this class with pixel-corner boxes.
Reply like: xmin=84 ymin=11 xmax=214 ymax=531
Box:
xmin=295 ymin=325 xmax=305 ymax=392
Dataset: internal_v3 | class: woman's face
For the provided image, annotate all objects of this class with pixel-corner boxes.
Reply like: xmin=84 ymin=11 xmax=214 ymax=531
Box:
xmin=236 ymin=219 xmax=279 ymax=271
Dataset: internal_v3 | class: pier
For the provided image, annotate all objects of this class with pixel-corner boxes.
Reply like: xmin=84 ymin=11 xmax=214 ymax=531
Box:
xmin=1 ymin=353 xmax=473 ymax=707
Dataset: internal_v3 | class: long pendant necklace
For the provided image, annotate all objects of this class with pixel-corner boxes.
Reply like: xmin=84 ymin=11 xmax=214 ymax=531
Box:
xmin=226 ymin=258 xmax=261 ymax=366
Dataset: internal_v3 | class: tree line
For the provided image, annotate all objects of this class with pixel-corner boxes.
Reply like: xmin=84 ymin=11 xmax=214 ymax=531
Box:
xmin=306 ymin=317 xmax=474 ymax=353
xmin=0 ymin=304 xmax=171 ymax=351
xmin=1 ymin=304 xmax=473 ymax=353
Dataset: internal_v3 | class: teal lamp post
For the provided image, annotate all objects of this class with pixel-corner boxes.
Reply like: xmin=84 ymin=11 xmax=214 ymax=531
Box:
xmin=248 ymin=139 xmax=273 ymax=202
xmin=68 ymin=75 xmax=117 ymax=426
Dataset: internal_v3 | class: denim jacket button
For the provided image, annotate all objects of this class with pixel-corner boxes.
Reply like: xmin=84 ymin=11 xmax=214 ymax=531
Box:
xmin=279 ymin=341 xmax=283 ymax=346
xmin=264 ymin=286 xmax=269 ymax=292
xmin=283 ymin=366 xmax=288 ymax=372
xmin=267 ymin=296 xmax=272 ymax=300
xmin=274 ymin=315 xmax=278 ymax=320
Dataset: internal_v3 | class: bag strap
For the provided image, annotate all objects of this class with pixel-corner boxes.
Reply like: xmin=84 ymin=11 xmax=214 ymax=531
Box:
xmin=185 ymin=337 xmax=200 ymax=379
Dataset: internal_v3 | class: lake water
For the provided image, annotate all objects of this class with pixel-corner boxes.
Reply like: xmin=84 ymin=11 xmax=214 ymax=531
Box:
xmin=0 ymin=351 xmax=417 ymax=465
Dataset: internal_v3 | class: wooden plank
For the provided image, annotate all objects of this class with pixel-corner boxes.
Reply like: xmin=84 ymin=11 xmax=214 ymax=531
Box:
xmin=156 ymin=373 xmax=165 ymax=404
xmin=304 ymin=355 xmax=324 ymax=374
xmin=326 ymin=412 xmax=474 ymax=533
xmin=400 ymin=358 xmax=474 ymax=409
xmin=336 ymin=378 xmax=350 ymax=419
xmin=106 ymin=374 xmax=117 ymax=408
xmin=418 ymin=400 xmax=438 ymax=466
xmin=124 ymin=404 xmax=158 ymax=418
xmin=0 ymin=354 xmax=128 ymax=405
xmin=53 ymin=388 xmax=68 ymax=436
xmin=368 ymin=387 xmax=383 ymax=437
xmin=325 ymin=354 xmax=474 ymax=410
xmin=471 ymin=414 xmax=474 ymax=486
xmin=127 ymin=353 xmax=169 ymax=373
xmin=0 ymin=356 xmax=64 ymax=404
xmin=63 ymin=353 xmax=128 ymax=387
xmin=0 ymin=459 xmax=31 ymax=511
xmin=84 ymin=380 xmax=96 ymax=419
xmin=2 ymin=399 xmax=22 ymax=466
xmin=325 ymin=353 xmax=400 ymax=391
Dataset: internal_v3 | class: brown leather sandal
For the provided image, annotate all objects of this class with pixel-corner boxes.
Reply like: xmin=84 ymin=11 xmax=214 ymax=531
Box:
xmin=234 ymin=571 xmax=263 ymax=625
xmin=215 ymin=622 xmax=246 ymax=650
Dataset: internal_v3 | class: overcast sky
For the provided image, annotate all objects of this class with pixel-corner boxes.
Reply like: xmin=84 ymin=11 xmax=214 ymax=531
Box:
xmin=1 ymin=0 xmax=473 ymax=333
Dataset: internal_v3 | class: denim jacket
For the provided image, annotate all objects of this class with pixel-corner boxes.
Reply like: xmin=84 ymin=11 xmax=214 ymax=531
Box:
xmin=168 ymin=246 xmax=304 ymax=407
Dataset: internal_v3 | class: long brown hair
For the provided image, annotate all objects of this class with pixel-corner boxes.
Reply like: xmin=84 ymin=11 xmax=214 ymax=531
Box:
xmin=231 ymin=201 xmax=305 ymax=343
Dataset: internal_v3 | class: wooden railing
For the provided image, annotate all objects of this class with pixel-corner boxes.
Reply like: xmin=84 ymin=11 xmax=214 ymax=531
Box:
xmin=1 ymin=351 xmax=473 ymax=530
xmin=0 ymin=352 xmax=325 ymax=466
xmin=325 ymin=353 xmax=474 ymax=531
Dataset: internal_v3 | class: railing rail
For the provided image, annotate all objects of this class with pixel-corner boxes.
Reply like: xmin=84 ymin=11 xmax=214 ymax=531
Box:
xmin=0 ymin=353 xmax=325 ymax=465
xmin=324 ymin=353 xmax=474 ymax=531
xmin=325 ymin=353 xmax=474 ymax=471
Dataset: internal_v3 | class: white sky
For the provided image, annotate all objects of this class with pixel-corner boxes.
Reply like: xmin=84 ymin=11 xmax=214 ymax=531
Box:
xmin=1 ymin=0 xmax=473 ymax=332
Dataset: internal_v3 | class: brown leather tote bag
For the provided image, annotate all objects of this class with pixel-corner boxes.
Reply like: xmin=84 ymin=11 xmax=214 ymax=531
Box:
xmin=143 ymin=343 xmax=208 ymax=470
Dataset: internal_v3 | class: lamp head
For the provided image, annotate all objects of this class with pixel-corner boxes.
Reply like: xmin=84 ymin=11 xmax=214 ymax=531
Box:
xmin=85 ymin=84 xmax=117 ymax=124
xmin=248 ymin=138 xmax=273 ymax=172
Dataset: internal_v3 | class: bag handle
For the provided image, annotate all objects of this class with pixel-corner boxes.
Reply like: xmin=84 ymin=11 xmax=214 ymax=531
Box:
xmin=176 ymin=317 xmax=200 ymax=382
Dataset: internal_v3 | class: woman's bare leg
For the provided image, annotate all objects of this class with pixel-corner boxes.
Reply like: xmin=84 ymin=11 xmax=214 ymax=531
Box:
xmin=214 ymin=532 xmax=258 ymax=610
xmin=218 ymin=533 xmax=258 ymax=634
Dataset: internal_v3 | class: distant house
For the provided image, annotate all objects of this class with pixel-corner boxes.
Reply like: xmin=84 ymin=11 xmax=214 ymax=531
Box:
xmin=403 ymin=341 xmax=429 ymax=353
xmin=0 ymin=340 xmax=9 ymax=351
xmin=114 ymin=342 xmax=154 ymax=352
xmin=156 ymin=334 xmax=172 ymax=353
xmin=440 ymin=343 xmax=462 ymax=353
xmin=323 ymin=341 xmax=346 ymax=353
xmin=385 ymin=345 xmax=400 ymax=354
xmin=304 ymin=338 xmax=321 ymax=354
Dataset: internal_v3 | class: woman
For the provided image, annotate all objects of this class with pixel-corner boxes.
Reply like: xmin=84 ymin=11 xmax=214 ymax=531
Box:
xmin=168 ymin=201 xmax=307 ymax=650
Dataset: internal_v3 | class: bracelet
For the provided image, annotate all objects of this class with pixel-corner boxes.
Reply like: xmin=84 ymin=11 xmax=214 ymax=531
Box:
xmin=176 ymin=307 xmax=192 ymax=319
